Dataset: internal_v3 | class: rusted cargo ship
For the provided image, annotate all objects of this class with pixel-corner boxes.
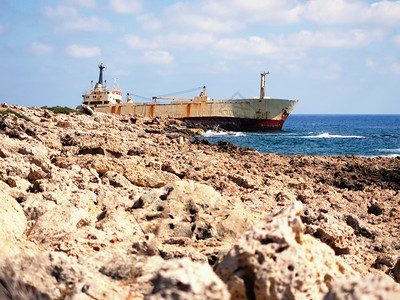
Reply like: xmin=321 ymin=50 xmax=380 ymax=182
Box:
xmin=82 ymin=63 xmax=298 ymax=131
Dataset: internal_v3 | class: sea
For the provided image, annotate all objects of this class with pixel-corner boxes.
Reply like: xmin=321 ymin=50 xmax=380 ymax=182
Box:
xmin=201 ymin=115 xmax=400 ymax=157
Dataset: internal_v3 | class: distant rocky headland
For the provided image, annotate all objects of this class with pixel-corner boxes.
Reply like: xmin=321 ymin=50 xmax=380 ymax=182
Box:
xmin=1 ymin=103 xmax=400 ymax=299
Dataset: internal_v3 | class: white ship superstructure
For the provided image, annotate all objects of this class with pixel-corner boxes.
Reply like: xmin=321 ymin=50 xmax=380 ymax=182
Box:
xmin=82 ymin=62 xmax=123 ymax=106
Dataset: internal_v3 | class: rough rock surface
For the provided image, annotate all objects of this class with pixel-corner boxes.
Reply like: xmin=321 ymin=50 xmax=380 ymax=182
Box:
xmin=1 ymin=104 xmax=400 ymax=299
xmin=148 ymin=258 xmax=230 ymax=300
xmin=215 ymin=202 xmax=356 ymax=299
xmin=324 ymin=275 xmax=400 ymax=300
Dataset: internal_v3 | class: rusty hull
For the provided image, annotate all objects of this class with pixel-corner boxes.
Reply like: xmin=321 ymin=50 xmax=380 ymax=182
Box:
xmin=91 ymin=98 xmax=298 ymax=132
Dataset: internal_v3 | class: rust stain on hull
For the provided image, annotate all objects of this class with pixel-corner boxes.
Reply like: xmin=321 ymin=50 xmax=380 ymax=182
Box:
xmin=92 ymin=98 xmax=298 ymax=132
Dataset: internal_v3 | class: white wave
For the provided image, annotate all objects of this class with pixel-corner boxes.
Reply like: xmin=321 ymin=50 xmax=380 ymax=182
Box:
xmin=203 ymin=130 xmax=245 ymax=137
xmin=367 ymin=153 xmax=400 ymax=158
xmin=378 ymin=148 xmax=400 ymax=153
xmin=380 ymin=154 xmax=400 ymax=158
xmin=303 ymin=132 xmax=365 ymax=139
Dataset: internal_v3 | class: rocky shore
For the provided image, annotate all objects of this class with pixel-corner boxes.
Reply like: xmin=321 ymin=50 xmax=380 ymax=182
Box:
xmin=1 ymin=104 xmax=400 ymax=299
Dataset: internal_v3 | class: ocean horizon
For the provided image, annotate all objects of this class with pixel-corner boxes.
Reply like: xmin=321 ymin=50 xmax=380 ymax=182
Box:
xmin=201 ymin=114 xmax=400 ymax=157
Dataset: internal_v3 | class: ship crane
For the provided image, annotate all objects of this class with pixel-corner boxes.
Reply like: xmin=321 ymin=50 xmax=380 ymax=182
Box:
xmin=260 ymin=72 xmax=270 ymax=99
xmin=152 ymin=86 xmax=208 ymax=101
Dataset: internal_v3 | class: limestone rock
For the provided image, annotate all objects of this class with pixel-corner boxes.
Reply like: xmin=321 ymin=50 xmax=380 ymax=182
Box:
xmin=324 ymin=275 xmax=400 ymax=300
xmin=132 ymin=181 xmax=264 ymax=242
xmin=215 ymin=202 xmax=356 ymax=300
xmin=0 ymin=251 xmax=131 ymax=300
xmin=28 ymin=205 xmax=94 ymax=243
xmin=0 ymin=182 xmax=27 ymax=257
xmin=124 ymin=164 xmax=181 ymax=188
xmin=148 ymin=258 xmax=230 ymax=300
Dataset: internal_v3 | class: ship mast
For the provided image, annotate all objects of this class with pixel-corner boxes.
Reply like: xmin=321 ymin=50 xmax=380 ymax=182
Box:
xmin=260 ymin=72 xmax=270 ymax=99
xmin=98 ymin=62 xmax=105 ymax=85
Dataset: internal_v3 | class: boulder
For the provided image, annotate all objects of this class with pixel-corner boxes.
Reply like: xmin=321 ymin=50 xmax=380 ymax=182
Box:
xmin=148 ymin=258 xmax=230 ymax=300
xmin=0 ymin=251 xmax=131 ymax=299
xmin=28 ymin=205 xmax=94 ymax=244
xmin=324 ymin=275 xmax=400 ymax=300
xmin=215 ymin=202 xmax=356 ymax=300
xmin=124 ymin=164 xmax=181 ymax=188
xmin=0 ymin=182 xmax=27 ymax=257
xmin=132 ymin=181 xmax=264 ymax=242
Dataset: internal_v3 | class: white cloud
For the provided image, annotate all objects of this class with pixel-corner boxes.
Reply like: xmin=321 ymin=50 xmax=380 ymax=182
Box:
xmin=205 ymin=61 xmax=231 ymax=73
xmin=367 ymin=1 xmax=400 ymax=26
xmin=43 ymin=5 xmax=113 ymax=32
xmin=143 ymin=51 xmax=174 ymax=65
xmin=301 ymin=0 xmax=400 ymax=26
xmin=67 ymin=0 xmax=96 ymax=8
xmin=43 ymin=5 xmax=79 ymax=20
xmin=123 ymin=33 xmax=216 ymax=50
xmin=285 ymin=29 xmax=385 ymax=48
xmin=110 ymin=0 xmax=142 ymax=14
xmin=66 ymin=45 xmax=101 ymax=58
xmin=0 ymin=24 xmax=10 ymax=35
xmin=123 ymin=35 xmax=157 ymax=50
xmin=30 ymin=42 xmax=54 ymax=55
xmin=301 ymin=0 xmax=363 ymax=25
xmin=165 ymin=2 xmax=242 ymax=34
xmin=136 ymin=14 xmax=162 ymax=32
xmin=392 ymin=35 xmax=400 ymax=48
xmin=162 ymin=33 xmax=216 ymax=50
xmin=215 ymin=36 xmax=279 ymax=58
xmin=227 ymin=0 xmax=301 ymax=24
xmin=65 ymin=16 xmax=113 ymax=31
xmin=366 ymin=56 xmax=400 ymax=75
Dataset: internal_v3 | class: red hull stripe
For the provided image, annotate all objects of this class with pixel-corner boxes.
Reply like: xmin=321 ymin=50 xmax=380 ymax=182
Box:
xmin=177 ymin=117 xmax=286 ymax=132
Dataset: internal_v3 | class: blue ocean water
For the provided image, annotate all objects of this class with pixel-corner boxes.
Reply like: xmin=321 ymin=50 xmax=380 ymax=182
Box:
xmin=201 ymin=115 xmax=400 ymax=157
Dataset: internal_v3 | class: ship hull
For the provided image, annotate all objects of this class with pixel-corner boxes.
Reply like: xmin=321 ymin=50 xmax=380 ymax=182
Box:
xmin=90 ymin=98 xmax=298 ymax=132
xmin=178 ymin=116 xmax=287 ymax=131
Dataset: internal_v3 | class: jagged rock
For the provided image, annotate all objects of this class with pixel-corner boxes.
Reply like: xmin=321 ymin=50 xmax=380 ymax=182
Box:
xmin=0 ymin=182 xmax=27 ymax=257
xmin=302 ymin=209 xmax=356 ymax=255
xmin=80 ymin=104 xmax=95 ymax=115
xmin=0 ymin=251 xmax=131 ymax=299
xmin=28 ymin=205 xmax=94 ymax=243
xmin=215 ymin=202 xmax=356 ymax=300
xmin=148 ymin=258 xmax=230 ymax=300
xmin=324 ymin=275 xmax=400 ymax=300
xmin=102 ymin=170 xmax=132 ymax=188
xmin=124 ymin=164 xmax=181 ymax=188
xmin=2 ymin=105 xmax=400 ymax=299
xmin=132 ymin=180 xmax=265 ymax=242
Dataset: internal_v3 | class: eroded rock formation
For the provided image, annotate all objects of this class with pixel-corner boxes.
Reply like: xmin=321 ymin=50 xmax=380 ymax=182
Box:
xmin=1 ymin=104 xmax=400 ymax=299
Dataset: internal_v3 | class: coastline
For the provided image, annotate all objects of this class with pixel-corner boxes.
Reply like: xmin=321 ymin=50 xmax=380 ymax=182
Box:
xmin=1 ymin=104 xmax=400 ymax=298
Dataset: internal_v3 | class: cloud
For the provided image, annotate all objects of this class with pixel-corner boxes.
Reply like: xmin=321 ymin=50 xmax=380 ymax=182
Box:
xmin=64 ymin=16 xmax=114 ymax=31
xmin=163 ymin=0 xmax=303 ymax=34
xmin=110 ymin=0 xmax=142 ymax=14
xmin=301 ymin=0 xmax=363 ymax=25
xmin=164 ymin=2 xmax=242 ymax=34
xmin=66 ymin=45 xmax=101 ymax=58
xmin=123 ymin=35 xmax=157 ymax=50
xmin=67 ymin=0 xmax=96 ymax=8
xmin=0 ymin=24 xmax=10 ymax=35
xmin=369 ymin=1 xmax=400 ymax=26
xmin=392 ymin=35 xmax=400 ymax=48
xmin=215 ymin=36 xmax=279 ymax=58
xmin=43 ymin=5 xmax=113 ymax=32
xmin=43 ymin=5 xmax=79 ymax=20
xmin=301 ymin=0 xmax=400 ymax=26
xmin=136 ymin=14 xmax=162 ymax=32
xmin=143 ymin=51 xmax=174 ymax=65
xmin=30 ymin=42 xmax=54 ymax=55
xmin=123 ymin=33 xmax=216 ymax=50
xmin=366 ymin=56 xmax=400 ymax=75
xmin=285 ymin=29 xmax=385 ymax=48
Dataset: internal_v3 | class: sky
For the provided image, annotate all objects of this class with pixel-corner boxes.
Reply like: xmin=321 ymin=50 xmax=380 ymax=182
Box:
xmin=1 ymin=0 xmax=400 ymax=114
